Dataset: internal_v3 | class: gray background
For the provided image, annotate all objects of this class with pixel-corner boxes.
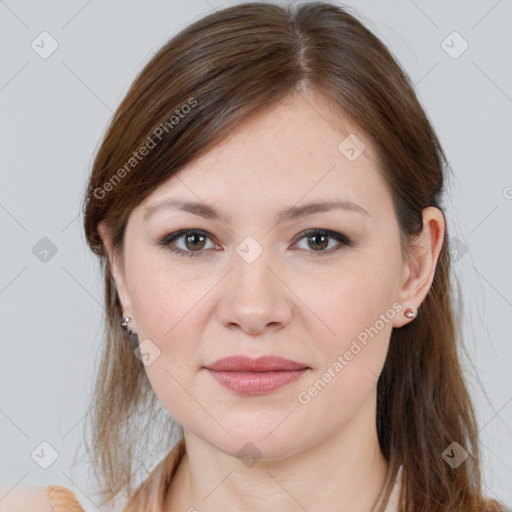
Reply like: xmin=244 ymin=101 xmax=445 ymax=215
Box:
xmin=0 ymin=0 xmax=511 ymax=509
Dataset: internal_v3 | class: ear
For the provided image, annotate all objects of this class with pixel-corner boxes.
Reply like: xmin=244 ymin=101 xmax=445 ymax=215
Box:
xmin=392 ymin=206 xmax=445 ymax=328
xmin=97 ymin=220 xmax=134 ymax=321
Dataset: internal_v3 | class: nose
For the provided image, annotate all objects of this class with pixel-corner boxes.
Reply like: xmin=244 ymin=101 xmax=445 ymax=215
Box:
xmin=215 ymin=249 xmax=293 ymax=335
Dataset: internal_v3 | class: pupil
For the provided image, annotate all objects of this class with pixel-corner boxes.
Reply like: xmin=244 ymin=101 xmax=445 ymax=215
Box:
xmin=186 ymin=233 xmax=205 ymax=250
xmin=309 ymin=233 xmax=328 ymax=251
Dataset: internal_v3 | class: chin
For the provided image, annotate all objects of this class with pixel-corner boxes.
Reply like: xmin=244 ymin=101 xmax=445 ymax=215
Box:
xmin=199 ymin=422 xmax=308 ymax=462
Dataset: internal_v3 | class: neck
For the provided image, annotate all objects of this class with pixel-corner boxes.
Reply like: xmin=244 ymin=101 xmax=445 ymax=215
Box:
xmin=166 ymin=395 xmax=389 ymax=512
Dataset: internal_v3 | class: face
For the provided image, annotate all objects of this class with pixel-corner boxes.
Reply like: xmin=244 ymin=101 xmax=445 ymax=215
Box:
xmin=101 ymin=91 xmax=431 ymax=460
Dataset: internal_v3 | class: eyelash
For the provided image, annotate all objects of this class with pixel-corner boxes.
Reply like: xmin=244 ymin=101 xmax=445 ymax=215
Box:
xmin=155 ymin=228 xmax=353 ymax=258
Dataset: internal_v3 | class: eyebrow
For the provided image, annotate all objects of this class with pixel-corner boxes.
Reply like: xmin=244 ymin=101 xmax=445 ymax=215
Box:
xmin=143 ymin=198 xmax=370 ymax=224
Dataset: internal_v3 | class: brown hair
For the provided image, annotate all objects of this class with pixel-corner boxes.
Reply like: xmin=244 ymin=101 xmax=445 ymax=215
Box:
xmin=81 ymin=2 xmax=508 ymax=511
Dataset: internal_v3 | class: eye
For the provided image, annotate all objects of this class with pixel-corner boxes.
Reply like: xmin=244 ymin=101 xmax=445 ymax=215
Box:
xmin=156 ymin=228 xmax=353 ymax=258
xmin=156 ymin=229 xmax=219 ymax=258
xmin=292 ymin=229 xmax=353 ymax=256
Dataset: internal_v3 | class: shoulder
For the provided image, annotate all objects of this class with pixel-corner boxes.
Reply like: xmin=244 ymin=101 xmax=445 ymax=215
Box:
xmin=0 ymin=485 xmax=54 ymax=511
xmin=0 ymin=485 xmax=84 ymax=512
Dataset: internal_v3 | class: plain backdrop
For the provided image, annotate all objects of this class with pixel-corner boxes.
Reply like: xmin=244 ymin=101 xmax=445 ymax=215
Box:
xmin=0 ymin=0 xmax=511 ymax=509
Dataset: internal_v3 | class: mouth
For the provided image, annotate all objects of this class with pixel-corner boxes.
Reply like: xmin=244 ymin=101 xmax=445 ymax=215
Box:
xmin=203 ymin=355 xmax=310 ymax=395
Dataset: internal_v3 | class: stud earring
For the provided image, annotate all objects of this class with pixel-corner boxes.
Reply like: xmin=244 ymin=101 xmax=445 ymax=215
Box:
xmin=121 ymin=316 xmax=135 ymax=335
xmin=403 ymin=307 xmax=416 ymax=319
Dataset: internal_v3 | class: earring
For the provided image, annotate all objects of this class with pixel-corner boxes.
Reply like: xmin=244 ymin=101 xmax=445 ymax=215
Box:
xmin=121 ymin=316 xmax=135 ymax=335
xmin=403 ymin=307 xmax=416 ymax=319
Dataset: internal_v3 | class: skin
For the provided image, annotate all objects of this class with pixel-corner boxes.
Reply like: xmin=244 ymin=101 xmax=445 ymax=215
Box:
xmin=99 ymin=90 xmax=445 ymax=512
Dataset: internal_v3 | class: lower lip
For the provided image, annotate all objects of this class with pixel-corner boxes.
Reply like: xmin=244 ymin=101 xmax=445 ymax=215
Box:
xmin=205 ymin=368 xmax=308 ymax=395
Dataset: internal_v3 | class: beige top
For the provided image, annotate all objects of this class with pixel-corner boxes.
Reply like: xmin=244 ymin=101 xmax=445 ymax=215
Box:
xmin=42 ymin=441 xmax=403 ymax=511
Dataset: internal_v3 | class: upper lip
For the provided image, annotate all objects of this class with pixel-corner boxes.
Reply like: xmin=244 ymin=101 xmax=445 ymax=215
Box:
xmin=204 ymin=355 xmax=309 ymax=372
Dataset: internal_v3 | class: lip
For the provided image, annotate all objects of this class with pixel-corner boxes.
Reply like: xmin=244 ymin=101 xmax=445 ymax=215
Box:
xmin=204 ymin=356 xmax=310 ymax=395
xmin=204 ymin=355 xmax=309 ymax=372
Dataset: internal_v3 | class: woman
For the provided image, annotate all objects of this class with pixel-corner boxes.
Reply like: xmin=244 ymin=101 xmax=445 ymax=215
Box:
xmin=6 ymin=1 xmax=509 ymax=511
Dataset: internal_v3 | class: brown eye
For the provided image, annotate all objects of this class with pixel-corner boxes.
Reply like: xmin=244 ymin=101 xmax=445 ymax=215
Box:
xmin=183 ymin=232 xmax=207 ymax=251
xmin=306 ymin=232 xmax=329 ymax=251
xmin=157 ymin=228 xmax=352 ymax=259
xmin=293 ymin=229 xmax=353 ymax=255
xmin=157 ymin=229 xmax=217 ymax=258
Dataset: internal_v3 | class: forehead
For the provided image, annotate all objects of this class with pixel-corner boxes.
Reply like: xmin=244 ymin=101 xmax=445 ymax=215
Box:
xmin=138 ymin=93 xmax=391 ymax=221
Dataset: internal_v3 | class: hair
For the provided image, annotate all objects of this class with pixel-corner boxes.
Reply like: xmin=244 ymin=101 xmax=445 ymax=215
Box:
xmin=81 ymin=2 xmax=508 ymax=511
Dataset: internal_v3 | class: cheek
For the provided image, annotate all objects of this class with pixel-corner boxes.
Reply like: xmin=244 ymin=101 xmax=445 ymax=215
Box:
xmin=124 ymin=255 xmax=206 ymax=363
xmin=309 ymin=263 xmax=396 ymax=335
xmin=125 ymin=251 xmax=195 ymax=337
xmin=304 ymin=259 xmax=399 ymax=382
xmin=295 ymin=276 xmax=394 ymax=424
xmin=129 ymin=273 xmax=203 ymax=420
